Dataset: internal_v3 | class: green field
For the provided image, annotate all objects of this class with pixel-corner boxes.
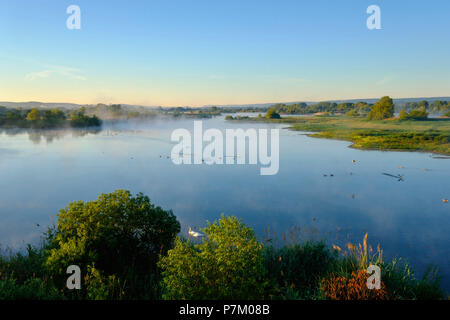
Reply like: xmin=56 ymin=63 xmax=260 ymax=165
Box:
xmin=229 ymin=116 xmax=450 ymax=155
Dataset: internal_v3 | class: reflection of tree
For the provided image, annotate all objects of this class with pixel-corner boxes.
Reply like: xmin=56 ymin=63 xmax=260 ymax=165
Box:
xmin=0 ymin=128 xmax=101 ymax=145
xmin=28 ymin=132 xmax=42 ymax=144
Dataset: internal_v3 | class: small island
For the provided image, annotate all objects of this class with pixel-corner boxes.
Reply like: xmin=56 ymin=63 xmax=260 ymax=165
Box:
xmin=0 ymin=107 xmax=101 ymax=129
xmin=226 ymin=96 xmax=450 ymax=155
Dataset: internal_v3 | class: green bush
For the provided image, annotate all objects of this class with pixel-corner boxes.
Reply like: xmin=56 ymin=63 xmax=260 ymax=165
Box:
xmin=45 ymin=190 xmax=180 ymax=299
xmin=0 ymin=277 xmax=63 ymax=300
xmin=159 ymin=215 xmax=267 ymax=299
xmin=345 ymin=109 xmax=359 ymax=117
xmin=264 ymin=242 xmax=337 ymax=298
xmin=381 ymin=259 xmax=444 ymax=300
xmin=266 ymin=107 xmax=281 ymax=119
xmin=367 ymin=96 xmax=394 ymax=120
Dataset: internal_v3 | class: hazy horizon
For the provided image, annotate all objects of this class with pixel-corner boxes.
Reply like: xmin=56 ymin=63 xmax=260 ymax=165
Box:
xmin=1 ymin=0 xmax=449 ymax=106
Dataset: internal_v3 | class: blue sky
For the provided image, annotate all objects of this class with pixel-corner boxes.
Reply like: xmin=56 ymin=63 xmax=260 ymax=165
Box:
xmin=0 ymin=0 xmax=449 ymax=106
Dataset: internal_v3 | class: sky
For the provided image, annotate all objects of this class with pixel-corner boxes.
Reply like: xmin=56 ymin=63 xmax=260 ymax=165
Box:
xmin=0 ymin=0 xmax=449 ymax=107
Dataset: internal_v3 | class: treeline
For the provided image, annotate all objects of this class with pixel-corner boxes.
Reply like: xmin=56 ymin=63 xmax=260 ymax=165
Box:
xmin=270 ymin=102 xmax=372 ymax=115
xmin=0 ymin=190 xmax=445 ymax=300
xmin=267 ymin=100 xmax=450 ymax=116
xmin=0 ymin=107 xmax=101 ymax=129
xmin=402 ymin=100 xmax=450 ymax=113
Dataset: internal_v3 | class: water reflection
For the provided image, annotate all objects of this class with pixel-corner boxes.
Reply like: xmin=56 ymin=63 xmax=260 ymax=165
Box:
xmin=0 ymin=116 xmax=449 ymax=290
xmin=0 ymin=128 xmax=101 ymax=144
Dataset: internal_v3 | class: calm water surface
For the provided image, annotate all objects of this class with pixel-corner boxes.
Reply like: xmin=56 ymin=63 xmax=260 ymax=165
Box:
xmin=0 ymin=115 xmax=449 ymax=289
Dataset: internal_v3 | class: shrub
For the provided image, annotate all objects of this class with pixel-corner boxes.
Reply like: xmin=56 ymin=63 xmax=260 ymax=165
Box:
xmin=0 ymin=277 xmax=64 ymax=300
xmin=381 ymin=259 xmax=444 ymax=300
xmin=398 ymin=108 xmax=409 ymax=120
xmin=345 ymin=109 xmax=359 ymax=117
xmin=45 ymin=190 xmax=180 ymax=299
xmin=159 ymin=215 xmax=267 ymax=299
xmin=367 ymin=96 xmax=394 ymax=120
xmin=320 ymin=270 xmax=389 ymax=300
xmin=265 ymin=107 xmax=281 ymax=119
xmin=398 ymin=107 xmax=429 ymax=121
xmin=264 ymin=242 xmax=337 ymax=298
xmin=84 ymin=265 xmax=124 ymax=300
xmin=407 ymin=107 xmax=429 ymax=120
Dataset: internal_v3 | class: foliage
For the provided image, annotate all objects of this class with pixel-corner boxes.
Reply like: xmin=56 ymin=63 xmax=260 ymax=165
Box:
xmin=0 ymin=106 xmax=101 ymax=129
xmin=287 ymin=116 xmax=450 ymax=155
xmin=265 ymin=107 xmax=281 ymax=119
xmin=45 ymin=190 xmax=180 ymax=299
xmin=159 ymin=215 xmax=267 ymax=299
xmin=0 ymin=277 xmax=64 ymax=300
xmin=399 ymin=107 xmax=429 ymax=121
xmin=26 ymin=108 xmax=41 ymax=121
xmin=399 ymin=108 xmax=409 ymax=120
xmin=345 ymin=109 xmax=359 ymax=117
xmin=367 ymin=96 xmax=395 ymax=120
xmin=380 ymin=259 xmax=444 ymax=300
xmin=69 ymin=108 xmax=102 ymax=127
xmin=268 ymin=101 xmax=371 ymax=115
xmin=84 ymin=265 xmax=124 ymax=300
xmin=320 ymin=270 xmax=389 ymax=300
xmin=263 ymin=242 xmax=337 ymax=299
xmin=0 ymin=196 xmax=446 ymax=300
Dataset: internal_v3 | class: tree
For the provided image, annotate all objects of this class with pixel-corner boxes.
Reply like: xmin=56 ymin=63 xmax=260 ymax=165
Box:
xmin=265 ymin=107 xmax=281 ymax=119
xmin=346 ymin=109 xmax=359 ymax=117
xmin=398 ymin=108 xmax=408 ymax=120
xmin=43 ymin=108 xmax=66 ymax=123
xmin=408 ymin=106 xmax=429 ymax=120
xmin=418 ymin=100 xmax=429 ymax=109
xmin=159 ymin=215 xmax=266 ymax=299
xmin=45 ymin=190 xmax=180 ymax=298
xmin=367 ymin=96 xmax=394 ymax=120
xmin=26 ymin=108 xmax=41 ymax=121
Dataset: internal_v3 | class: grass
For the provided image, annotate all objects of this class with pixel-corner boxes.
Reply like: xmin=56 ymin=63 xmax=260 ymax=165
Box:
xmin=228 ymin=115 xmax=450 ymax=155
xmin=0 ymin=224 xmax=446 ymax=300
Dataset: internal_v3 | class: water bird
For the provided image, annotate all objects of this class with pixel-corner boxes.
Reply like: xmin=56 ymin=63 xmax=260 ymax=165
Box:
xmin=323 ymin=174 xmax=327 ymax=177
xmin=382 ymin=173 xmax=404 ymax=181
xmin=443 ymin=199 xmax=449 ymax=203
xmin=188 ymin=227 xmax=205 ymax=238
xmin=330 ymin=174 xmax=334 ymax=177
xmin=352 ymin=160 xmax=356 ymax=163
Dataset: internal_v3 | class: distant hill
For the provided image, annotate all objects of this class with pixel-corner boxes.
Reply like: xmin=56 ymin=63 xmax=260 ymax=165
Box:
xmin=0 ymin=102 xmax=164 ymax=112
xmin=0 ymin=101 xmax=90 ymax=110
xmin=1 ymin=97 xmax=449 ymax=111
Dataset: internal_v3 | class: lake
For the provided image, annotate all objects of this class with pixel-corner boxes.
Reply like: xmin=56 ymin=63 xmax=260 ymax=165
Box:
xmin=0 ymin=115 xmax=449 ymax=290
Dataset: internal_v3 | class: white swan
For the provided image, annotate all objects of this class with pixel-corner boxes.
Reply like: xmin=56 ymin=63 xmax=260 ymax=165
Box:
xmin=189 ymin=227 xmax=205 ymax=238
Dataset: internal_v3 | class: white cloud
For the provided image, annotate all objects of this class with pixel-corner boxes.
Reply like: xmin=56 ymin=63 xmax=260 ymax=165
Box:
xmin=375 ymin=76 xmax=393 ymax=86
xmin=25 ymin=65 xmax=86 ymax=81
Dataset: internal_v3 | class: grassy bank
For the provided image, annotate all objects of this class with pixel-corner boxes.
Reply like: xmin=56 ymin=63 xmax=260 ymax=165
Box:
xmin=0 ymin=190 xmax=446 ymax=300
xmin=228 ymin=116 xmax=450 ymax=155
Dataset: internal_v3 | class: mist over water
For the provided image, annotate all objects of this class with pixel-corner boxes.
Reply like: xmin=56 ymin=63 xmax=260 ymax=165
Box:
xmin=0 ymin=115 xmax=449 ymax=289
